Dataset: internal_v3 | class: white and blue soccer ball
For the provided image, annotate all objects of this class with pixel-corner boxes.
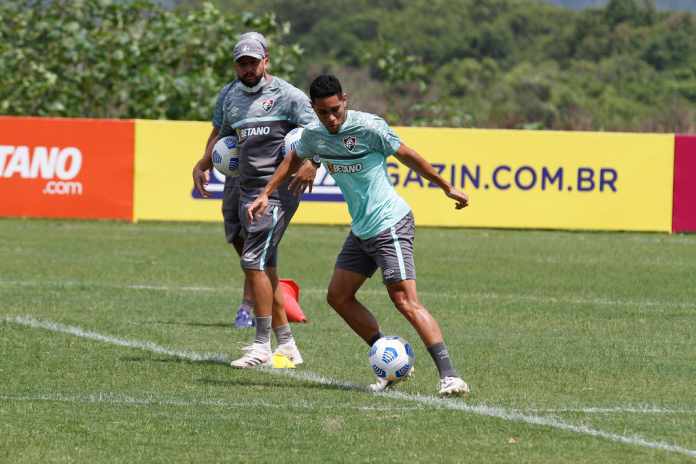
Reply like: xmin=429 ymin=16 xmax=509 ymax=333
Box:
xmin=369 ymin=336 xmax=415 ymax=382
xmin=283 ymin=127 xmax=303 ymax=157
xmin=212 ymin=136 xmax=240 ymax=177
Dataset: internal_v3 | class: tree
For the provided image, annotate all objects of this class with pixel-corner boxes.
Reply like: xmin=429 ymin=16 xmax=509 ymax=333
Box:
xmin=0 ymin=0 xmax=301 ymax=119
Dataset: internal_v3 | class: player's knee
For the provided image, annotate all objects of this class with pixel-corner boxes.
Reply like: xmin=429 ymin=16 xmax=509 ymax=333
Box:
xmin=326 ymin=288 xmax=341 ymax=309
xmin=327 ymin=288 xmax=350 ymax=310
xmin=391 ymin=294 xmax=424 ymax=319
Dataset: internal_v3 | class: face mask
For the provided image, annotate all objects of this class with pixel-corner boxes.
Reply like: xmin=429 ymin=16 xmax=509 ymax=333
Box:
xmin=240 ymin=76 xmax=267 ymax=94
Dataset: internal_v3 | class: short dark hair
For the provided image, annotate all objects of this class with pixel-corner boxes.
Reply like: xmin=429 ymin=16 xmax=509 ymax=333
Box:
xmin=309 ymin=74 xmax=343 ymax=102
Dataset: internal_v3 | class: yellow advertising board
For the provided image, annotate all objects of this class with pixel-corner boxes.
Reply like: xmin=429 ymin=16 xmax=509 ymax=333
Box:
xmin=135 ymin=120 xmax=674 ymax=232
xmin=134 ymin=119 xmax=222 ymax=222
xmin=296 ymin=128 xmax=674 ymax=232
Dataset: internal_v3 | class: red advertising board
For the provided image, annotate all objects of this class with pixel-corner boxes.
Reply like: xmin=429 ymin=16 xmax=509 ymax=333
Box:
xmin=0 ymin=116 xmax=134 ymax=220
xmin=672 ymin=135 xmax=696 ymax=233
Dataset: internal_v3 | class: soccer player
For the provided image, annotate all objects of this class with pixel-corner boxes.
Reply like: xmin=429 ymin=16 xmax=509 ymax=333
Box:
xmin=247 ymin=74 xmax=471 ymax=396
xmin=192 ymin=34 xmax=319 ymax=367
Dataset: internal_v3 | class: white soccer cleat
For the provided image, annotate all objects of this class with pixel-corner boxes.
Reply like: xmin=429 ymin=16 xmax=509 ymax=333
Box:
xmin=368 ymin=377 xmax=396 ymax=393
xmin=230 ymin=343 xmax=271 ymax=368
xmin=368 ymin=368 xmax=413 ymax=393
xmin=273 ymin=340 xmax=303 ymax=365
xmin=438 ymin=376 xmax=470 ymax=396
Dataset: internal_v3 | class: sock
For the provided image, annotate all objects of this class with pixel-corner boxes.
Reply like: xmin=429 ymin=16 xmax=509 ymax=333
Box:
xmin=254 ymin=316 xmax=272 ymax=346
xmin=427 ymin=342 xmax=459 ymax=379
xmin=273 ymin=324 xmax=294 ymax=345
xmin=238 ymin=299 xmax=254 ymax=312
xmin=367 ymin=331 xmax=384 ymax=347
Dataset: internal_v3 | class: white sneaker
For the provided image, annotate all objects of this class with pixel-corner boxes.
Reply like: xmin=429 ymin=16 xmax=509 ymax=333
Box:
xmin=230 ymin=343 xmax=271 ymax=368
xmin=438 ymin=376 xmax=470 ymax=396
xmin=273 ymin=340 xmax=303 ymax=365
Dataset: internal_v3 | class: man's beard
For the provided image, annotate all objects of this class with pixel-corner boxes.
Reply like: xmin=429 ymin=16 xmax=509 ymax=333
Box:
xmin=239 ymin=74 xmax=266 ymax=93
xmin=241 ymin=74 xmax=262 ymax=87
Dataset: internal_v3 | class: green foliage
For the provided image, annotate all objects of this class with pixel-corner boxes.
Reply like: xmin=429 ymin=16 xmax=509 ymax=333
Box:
xmin=3 ymin=0 xmax=696 ymax=131
xmin=0 ymin=0 xmax=301 ymax=120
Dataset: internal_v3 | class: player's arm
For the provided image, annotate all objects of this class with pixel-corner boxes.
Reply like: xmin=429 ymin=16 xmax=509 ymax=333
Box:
xmin=394 ymin=143 xmax=469 ymax=209
xmin=192 ymin=126 xmax=219 ymax=198
xmin=290 ymin=157 xmax=320 ymax=195
xmin=247 ymin=149 xmax=305 ymax=221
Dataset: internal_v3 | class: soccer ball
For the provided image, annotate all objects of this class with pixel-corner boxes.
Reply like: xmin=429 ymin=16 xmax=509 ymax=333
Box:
xmin=369 ymin=336 xmax=415 ymax=381
xmin=211 ymin=136 xmax=240 ymax=177
xmin=283 ymin=127 xmax=303 ymax=157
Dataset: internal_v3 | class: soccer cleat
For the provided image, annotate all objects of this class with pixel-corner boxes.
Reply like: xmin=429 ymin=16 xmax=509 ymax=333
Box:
xmin=438 ymin=376 xmax=470 ymax=396
xmin=368 ymin=377 xmax=396 ymax=393
xmin=368 ymin=366 xmax=414 ymax=393
xmin=233 ymin=307 xmax=254 ymax=329
xmin=230 ymin=343 xmax=271 ymax=368
xmin=273 ymin=340 xmax=304 ymax=365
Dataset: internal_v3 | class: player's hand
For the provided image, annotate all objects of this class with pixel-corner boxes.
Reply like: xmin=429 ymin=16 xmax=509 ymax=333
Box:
xmin=289 ymin=160 xmax=317 ymax=196
xmin=446 ymin=187 xmax=469 ymax=209
xmin=247 ymin=194 xmax=269 ymax=223
xmin=192 ymin=161 xmax=210 ymax=198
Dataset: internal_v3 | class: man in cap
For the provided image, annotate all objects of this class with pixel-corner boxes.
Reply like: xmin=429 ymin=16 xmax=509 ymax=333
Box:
xmin=194 ymin=32 xmax=267 ymax=330
xmin=193 ymin=32 xmax=319 ymax=367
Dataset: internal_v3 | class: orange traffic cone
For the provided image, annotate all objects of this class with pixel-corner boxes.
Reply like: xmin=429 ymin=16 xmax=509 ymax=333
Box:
xmin=279 ymin=278 xmax=307 ymax=323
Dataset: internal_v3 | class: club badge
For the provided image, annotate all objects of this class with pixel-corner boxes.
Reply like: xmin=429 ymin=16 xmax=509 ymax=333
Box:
xmin=261 ymin=98 xmax=275 ymax=112
xmin=343 ymin=136 xmax=357 ymax=152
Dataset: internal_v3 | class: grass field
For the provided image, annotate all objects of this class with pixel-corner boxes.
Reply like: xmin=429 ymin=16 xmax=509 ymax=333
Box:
xmin=1 ymin=218 xmax=695 ymax=463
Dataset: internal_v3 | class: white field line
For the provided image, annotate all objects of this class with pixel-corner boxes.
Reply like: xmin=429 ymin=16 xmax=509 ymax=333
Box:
xmin=3 ymin=315 xmax=696 ymax=459
xmin=4 ymin=392 xmax=690 ymax=416
xmin=1 ymin=279 xmax=694 ymax=311
xmin=0 ymin=392 xmax=424 ymax=412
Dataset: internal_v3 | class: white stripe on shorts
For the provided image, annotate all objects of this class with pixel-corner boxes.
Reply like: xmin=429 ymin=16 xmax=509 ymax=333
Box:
xmin=390 ymin=226 xmax=406 ymax=281
xmin=259 ymin=206 xmax=278 ymax=271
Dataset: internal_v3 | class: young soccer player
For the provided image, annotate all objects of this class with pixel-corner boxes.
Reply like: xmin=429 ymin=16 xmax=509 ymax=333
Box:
xmin=247 ymin=74 xmax=471 ymax=396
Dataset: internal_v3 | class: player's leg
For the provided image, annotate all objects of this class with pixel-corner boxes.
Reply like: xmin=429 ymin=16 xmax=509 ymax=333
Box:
xmin=230 ymin=202 xmax=278 ymax=368
xmin=377 ymin=212 xmax=469 ymax=396
xmin=265 ymin=265 xmax=303 ymax=364
xmin=327 ymin=231 xmax=383 ymax=345
xmin=262 ymin=190 xmax=303 ymax=363
xmin=327 ymin=268 xmax=382 ymax=345
xmin=231 ymin=200 xmax=301 ymax=368
xmin=223 ymin=178 xmax=254 ymax=328
xmin=230 ymin=233 xmax=255 ymax=325
xmin=230 ymin=267 xmax=274 ymax=368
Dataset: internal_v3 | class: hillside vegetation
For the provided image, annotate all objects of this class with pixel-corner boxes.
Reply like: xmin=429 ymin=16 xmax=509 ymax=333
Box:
xmin=2 ymin=0 xmax=694 ymax=132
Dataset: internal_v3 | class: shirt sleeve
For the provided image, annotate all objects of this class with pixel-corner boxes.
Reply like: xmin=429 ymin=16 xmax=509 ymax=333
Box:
xmin=218 ymin=86 xmax=235 ymax=138
xmin=294 ymin=129 xmax=313 ymax=159
xmin=287 ymin=87 xmax=317 ymax=127
xmin=370 ymin=116 xmax=401 ymax=157
xmin=212 ymin=82 xmax=234 ymax=130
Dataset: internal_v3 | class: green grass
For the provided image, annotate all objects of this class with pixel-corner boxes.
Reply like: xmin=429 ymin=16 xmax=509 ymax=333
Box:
xmin=1 ymin=218 xmax=695 ymax=463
